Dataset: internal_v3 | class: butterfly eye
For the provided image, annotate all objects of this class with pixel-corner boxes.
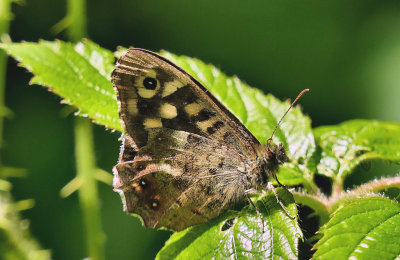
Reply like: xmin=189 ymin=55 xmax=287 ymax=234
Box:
xmin=143 ymin=77 xmax=157 ymax=90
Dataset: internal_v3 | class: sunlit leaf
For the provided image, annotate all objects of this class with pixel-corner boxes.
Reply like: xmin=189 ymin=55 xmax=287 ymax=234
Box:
xmin=313 ymin=196 xmax=400 ymax=260
xmin=314 ymin=120 xmax=400 ymax=178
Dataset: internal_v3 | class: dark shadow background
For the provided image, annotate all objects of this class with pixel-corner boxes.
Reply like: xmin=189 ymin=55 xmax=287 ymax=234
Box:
xmin=3 ymin=0 xmax=400 ymax=259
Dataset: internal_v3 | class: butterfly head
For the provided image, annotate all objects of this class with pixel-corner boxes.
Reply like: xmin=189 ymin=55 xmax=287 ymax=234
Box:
xmin=266 ymin=140 xmax=288 ymax=164
xmin=264 ymin=139 xmax=288 ymax=167
xmin=256 ymin=139 xmax=289 ymax=187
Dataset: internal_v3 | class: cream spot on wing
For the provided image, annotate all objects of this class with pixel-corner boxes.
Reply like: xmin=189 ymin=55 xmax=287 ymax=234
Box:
xmin=162 ymin=79 xmax=185 ymax=97
xmin=160 ymin=103 xmax=177 ymax=119
xmin=126 ymin=99 xmax=138 ymax=115
xmin=143 ymin=118 xmax=162 ymax=128
xmin=184 ymin=102 xmax=202 ymax=116
xmin=196 ymin=117 xmax=218 ymax=132
xmin=138 ymin=88 xmax=158 ymax=98
xmin=137 ymin=70 xmax=160 ymax=98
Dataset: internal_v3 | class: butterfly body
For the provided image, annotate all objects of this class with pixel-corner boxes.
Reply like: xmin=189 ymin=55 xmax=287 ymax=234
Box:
xmin=112 ymin=49 xmax=287 ymax=231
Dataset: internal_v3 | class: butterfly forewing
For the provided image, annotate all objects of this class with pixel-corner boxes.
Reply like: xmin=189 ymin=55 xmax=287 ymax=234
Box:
xmin=112 ymin=49 xmax=259 ymax=154
xmin=112 ymin=48 xmax=263 ymax=230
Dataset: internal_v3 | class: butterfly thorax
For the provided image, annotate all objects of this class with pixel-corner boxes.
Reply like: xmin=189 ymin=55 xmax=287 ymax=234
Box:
xmin=249 ymin=142 xmax=288 ymax=190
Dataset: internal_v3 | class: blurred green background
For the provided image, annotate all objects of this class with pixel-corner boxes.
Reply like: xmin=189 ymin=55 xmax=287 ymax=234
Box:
xmin=3 ymin=0 xmax=400 ymax=259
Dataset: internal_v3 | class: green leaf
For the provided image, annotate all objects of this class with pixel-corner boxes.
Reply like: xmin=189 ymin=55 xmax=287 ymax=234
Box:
xmin=313 ymin=196 xmax=400 ymax=260
xmin=277 ymin=163 xmax=310 ymax=186
xmin=157 ymin=189 xmax=302 ymax=260
xmin=74 ymin=39 xmax=115 ymax=78
xmin=0 ymin=39 xmax=121 ymax=131
xmin=314 ymin=120 xmax=400 ymax=179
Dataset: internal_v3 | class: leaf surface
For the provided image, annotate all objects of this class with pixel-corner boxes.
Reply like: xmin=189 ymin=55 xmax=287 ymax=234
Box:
xmin=314 ymin=120 xmax=400 ymax=179
xmin=313 ymin=196 xmax=400 ymax=260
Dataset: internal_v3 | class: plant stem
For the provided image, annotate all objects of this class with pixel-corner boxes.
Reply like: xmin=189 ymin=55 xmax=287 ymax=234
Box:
xmin=0 ymin=0 xmax=11 ymax=151
xmin=67 ymin=0 xmax=86 ymax=41
xmin=331 ymin=177 xmax=343 ymax=201
xmin=66 ymin=0 xmax=104 ymax=259
xmin=74 ymin=117 xmax=104 ymax=260
xmin=292 ymin=191 xmax=330 ymax=225
xmin=0 ymin=1 xmax=51 ymax=258
xmin=351 ymin=175 xmax=400 ymax=194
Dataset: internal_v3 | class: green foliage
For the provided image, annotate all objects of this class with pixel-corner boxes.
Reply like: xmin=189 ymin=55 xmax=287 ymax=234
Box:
xmin=1 ymin=39 xmax=400 ymax=259
xmin=0 ymin=191 xmax=50 ymax=260
xmin=313 ymin=196 xmax=400 ymax=260
xmin=1 ymin=40 xmax=120 ymax=131
xmin=314 ymin=120 xmax=400 ymax=178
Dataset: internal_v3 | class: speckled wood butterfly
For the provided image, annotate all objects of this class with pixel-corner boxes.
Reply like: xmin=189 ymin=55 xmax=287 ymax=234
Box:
xmin=112 ymin=48 xmax=306 ymax=231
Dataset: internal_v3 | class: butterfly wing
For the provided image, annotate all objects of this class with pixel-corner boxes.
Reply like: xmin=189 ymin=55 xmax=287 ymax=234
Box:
xmin=114 ymin=129 xmax=251 ymax=230
xmin=112 ymin=48 xmax=261 ymax=230
xmin=112 ymin=48 xmax=260 ymax=154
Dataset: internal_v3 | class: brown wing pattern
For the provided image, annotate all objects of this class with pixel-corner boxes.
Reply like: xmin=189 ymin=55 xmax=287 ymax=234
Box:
xmin=113 ymin=128 xmax=252 ymax=230
xmin=112 ymin=48 xmax=260 ymax=155
xmin=111 ymin=49 xmax=261 ymax=230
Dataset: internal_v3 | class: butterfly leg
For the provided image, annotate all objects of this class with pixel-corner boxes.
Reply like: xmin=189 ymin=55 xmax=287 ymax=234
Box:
xmin=266 ymin=182 xmax=296 ymax=219
xmin=272 ymin=172 xmax=287 ymax=189
xmin=245 ymin=192 xmax=265 ymax=233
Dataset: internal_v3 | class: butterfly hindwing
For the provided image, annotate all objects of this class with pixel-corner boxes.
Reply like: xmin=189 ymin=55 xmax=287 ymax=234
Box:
xmin=113 ymin=128 xmax=249 ymax=230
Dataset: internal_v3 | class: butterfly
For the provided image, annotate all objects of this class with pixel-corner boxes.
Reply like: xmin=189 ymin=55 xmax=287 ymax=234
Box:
xmin=111 ymin=48 xmax=303 ymax=231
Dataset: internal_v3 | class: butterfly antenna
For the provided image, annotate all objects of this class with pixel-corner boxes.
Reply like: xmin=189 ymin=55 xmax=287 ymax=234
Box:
xmin=268 ymin=89 xmax=310 ymax=144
